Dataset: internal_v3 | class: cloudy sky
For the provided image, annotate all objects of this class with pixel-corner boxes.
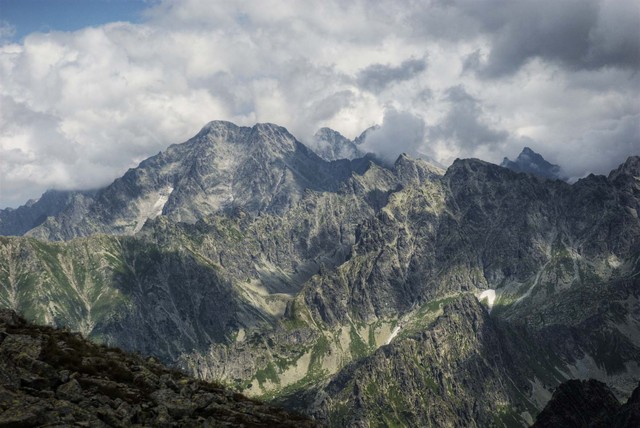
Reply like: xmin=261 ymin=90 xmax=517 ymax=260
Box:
xmin=0 ymin=0 xmax=638 ymax=208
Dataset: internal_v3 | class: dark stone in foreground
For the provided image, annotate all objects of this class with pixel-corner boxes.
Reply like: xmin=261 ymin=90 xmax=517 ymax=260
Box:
xmin=0 ymin=309 xmax=318 ymax=427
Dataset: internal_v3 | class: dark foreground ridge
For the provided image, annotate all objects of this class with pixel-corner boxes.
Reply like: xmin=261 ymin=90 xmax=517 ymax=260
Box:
xmin=532 ymin=379 xmax=640 ymax=428
xmin=0 ymin=309 xmax=318 ymax=427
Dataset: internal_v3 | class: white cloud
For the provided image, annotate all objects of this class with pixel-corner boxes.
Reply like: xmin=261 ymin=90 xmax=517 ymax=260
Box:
xmin=0 ymin=0 xmax=638 ymax=207
xmin=360 ymin=108 xmax=426 ymax=165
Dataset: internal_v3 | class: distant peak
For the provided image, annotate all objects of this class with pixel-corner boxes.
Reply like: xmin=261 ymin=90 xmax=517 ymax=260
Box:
xmin=309 ymin=126 xmax=363 ymax=161
xmin=201 ymin=120 xmax=238 ymax=131
xmin=354 ymin=125 xmax=380 ymax=146
xmin=314 ymin=127 xmax=343 ymax=138
xmin=501 ymin=147 xmax=566 ymax=181
xmin=608 ymin=155 xmax=640 ymax=182
xmin=196 ymin=120 xmax=240 ymax=138
xmin=253 ymin=122 xmax=287 ymax=131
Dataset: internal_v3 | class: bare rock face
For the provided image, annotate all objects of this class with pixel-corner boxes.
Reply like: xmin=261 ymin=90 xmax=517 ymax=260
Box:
xmin=309 ymin=127 xmax=364 ymax=161
xmin=304 ymin=296 xmax=521 ymax=427
xmin=0 ymin=309 xmax=317 ymax=427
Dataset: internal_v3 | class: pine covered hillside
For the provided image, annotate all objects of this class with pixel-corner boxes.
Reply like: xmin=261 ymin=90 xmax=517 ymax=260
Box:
xmin=1 ymin=121 xmax=639 ymax=427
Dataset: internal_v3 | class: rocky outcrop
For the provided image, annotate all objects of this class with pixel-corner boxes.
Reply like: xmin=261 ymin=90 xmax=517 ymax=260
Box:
xmin=0 ymin=309 xmax=317 ymax=427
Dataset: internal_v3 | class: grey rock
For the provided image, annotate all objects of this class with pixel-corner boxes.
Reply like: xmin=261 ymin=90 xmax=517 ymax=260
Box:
xmin=0 ymin=189 xmax=94 ymax=237
xmin=0 ymin=403 xmax=44 ymax=427
xmin=56 ymin=379 xmax=83 ymax=403
xmin=309 ymin=127 xmax=364 ymax=161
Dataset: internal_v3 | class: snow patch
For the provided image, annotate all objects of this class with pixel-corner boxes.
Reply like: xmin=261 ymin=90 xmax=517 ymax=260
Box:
xmin=386 ymin=326 xmax=401 ymax=345
xmin=152 ymin=187 xmax=172 ymax=217
xmin=133 ymin=186 xmax=173 ymax=233
xmin=478 ymin=289 xmax=496 ymax=312
xmin=608 ymin=254 xmax=622 ymax=268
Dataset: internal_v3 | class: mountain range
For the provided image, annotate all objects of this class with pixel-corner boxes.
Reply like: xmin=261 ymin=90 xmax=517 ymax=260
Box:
xmin=1 ymin=120 xmax=638 ymax=427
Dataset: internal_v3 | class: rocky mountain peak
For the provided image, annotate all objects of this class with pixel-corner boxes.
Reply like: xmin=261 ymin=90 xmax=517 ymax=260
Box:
xmin=314 ymin=127 xmax=347 ymax=141
xmin=0 ymin=121 xmax=639 ymax=427
xmin=353 ymin=125 xmax=380 ymax=146
xmin=191 ymin=121 xmax=297 ymax=155
xmin=609 ymin=155 xmax=640 ymax=182
xmin=309 ymin=127 xmax=364 ymax=161
xmin=18 ymin=120 xmax=368 ymax=240
xmin=195 ymin=119 xmax=240 ymax=137
xmin=445 ymin=157 xmax=508 ymax=181
xmin=0 ymin=189 xmax=94 ymax=237
xmin=501 ymin=146 xmax=565 ymax=180
xmin=393 ymin=152 xmax=444 ymax=185
xmin=250 ymin=122 xmax=299 ymax=151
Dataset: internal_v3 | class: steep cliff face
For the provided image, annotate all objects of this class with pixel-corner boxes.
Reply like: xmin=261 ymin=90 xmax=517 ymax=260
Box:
xmin=0 ymin=144 xmax=435 ymax=364
xmin=0 ymin=120 xmax=638 ymax=427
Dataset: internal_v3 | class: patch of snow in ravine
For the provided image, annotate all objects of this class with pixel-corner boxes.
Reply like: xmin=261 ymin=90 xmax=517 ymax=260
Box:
xmin=152 ymin=187 xmax=172 ymax=217
xmin=478 ymin=289 xmax=496 ymax=312
xmin=386 ymin=326 xmax=401 ymax=345
xmin=133 ymin=186 xmax=173 ymax=233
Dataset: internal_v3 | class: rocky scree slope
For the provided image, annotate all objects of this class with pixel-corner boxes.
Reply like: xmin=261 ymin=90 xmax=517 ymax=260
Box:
xmin=0 ymin=309 xmax=316 ymax=427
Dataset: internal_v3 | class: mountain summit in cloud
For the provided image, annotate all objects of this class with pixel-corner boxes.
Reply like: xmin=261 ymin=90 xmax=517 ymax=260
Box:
xmin=501 ymin=147 xmax=566 ymax=180
xmin=308 ymin=127 xmax=364 ymax=161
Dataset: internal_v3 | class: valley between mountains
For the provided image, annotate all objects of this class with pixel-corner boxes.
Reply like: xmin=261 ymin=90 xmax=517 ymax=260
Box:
xmin=1 ymin=121 xmax=639 ymax=427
